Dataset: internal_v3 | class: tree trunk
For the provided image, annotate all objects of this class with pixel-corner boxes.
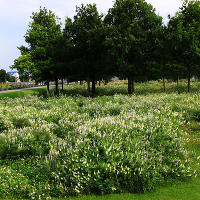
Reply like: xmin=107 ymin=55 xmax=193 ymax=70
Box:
xmin=188 ymin=73 xmax=191 ymax=93
xmin=61 ymin=79 xmax=64 ymax=92
xmin=92 ymin=79 xmax=96 ymax=97
xmin=55 ymin=79 xmax=59 ymax=96
xmin=87 ymin=78 xmax=90 ymax=93
xmin=162 ymin=77 xmax=166 ymax=92
xmin=177 ymin=75 xmax=179 ymax=87
xmin=99 ymin=80 xmax=101 ymax=86
xmin=80 ymin=80 xmax=83 ymax=85
xmin=128 ymin=76 xmax=134 ymax=94
xmin=47 ymin=81 xmax=50 ymax=95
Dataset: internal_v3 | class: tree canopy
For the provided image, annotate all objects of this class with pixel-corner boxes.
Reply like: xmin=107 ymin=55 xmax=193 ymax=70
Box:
xmin=105 ymin=0 xmax=162 ymax=93
xmin=11 ymin=0 xmax=200 ymax=95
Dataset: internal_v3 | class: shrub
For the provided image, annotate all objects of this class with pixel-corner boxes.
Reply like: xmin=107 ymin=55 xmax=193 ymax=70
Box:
xmin=0 ymin=166 xmax=32 ymax=198
xmin=0 ymin=85 xmax=198 ymax=198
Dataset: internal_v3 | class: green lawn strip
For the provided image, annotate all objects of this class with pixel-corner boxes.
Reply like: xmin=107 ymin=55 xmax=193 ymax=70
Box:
xmin=2 ymin=177 xmax=200 ymax=200
xmin=0 ymin=88 xmax=46 ymax=98
xmin=50 ymin=178 xmax=200 ymax=200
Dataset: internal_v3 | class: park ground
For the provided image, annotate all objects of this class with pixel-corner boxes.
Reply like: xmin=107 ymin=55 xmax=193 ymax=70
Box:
xmin=0 ymin=80 xmax=199 ymax=200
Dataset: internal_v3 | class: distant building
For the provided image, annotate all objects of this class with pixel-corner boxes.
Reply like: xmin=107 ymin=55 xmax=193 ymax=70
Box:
xmin=111 ymin=76 xmax=119 ymax=81
xmin=7 ymin=71 xmax=19 ymax=78
xmin=7 ymin=71 xmax=20 ymax=82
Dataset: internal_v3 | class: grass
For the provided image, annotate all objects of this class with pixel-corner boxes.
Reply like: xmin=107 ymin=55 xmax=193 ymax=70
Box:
xmin=0 ymin=79 xmax=200 ymax=99
xmin=0 ymin=87 xmax=46 ymax=98
xmin=0 ymin=80 xmax=199 ymax=200
xmin=54 ymin=178 xmax=200 ymax=200
xmin=2 ymin=178 xmax=200 ymax=200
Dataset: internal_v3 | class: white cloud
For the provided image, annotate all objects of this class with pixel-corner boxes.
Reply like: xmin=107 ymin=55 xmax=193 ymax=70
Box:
xmin=146 ymin=0 xmax=182 ymax=22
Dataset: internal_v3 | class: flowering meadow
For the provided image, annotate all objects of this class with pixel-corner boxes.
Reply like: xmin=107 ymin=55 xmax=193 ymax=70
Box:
xmin=0 ymin=81 xmax=199 ymax=199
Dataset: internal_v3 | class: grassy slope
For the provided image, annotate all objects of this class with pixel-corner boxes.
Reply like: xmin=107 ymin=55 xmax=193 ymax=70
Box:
xmin=58 ymin=179 xmax=200 ymax=200
xmin=0 ymin=80 xmax=200 ymax=200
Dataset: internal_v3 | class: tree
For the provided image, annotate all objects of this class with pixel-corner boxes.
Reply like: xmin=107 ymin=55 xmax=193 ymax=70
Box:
xmin=7 ymin=75 xmax=16 ymax=82
xmin=168 ymin=0 xmax=200 ymax=92
xmin=62 ymin=17 xmax=79 ymax=89
xmin=24 ymin=7 xmax=62 ymax=95
xmin=11 ymin=53 xmax=34 ymax=82
xmin=0 ymin=69 xmax=8 ymax=83
xmin=71 ymin=4 xmax=106 ymax=96
xmin=105 ymin=0 xmax=162 ymax=94
xmin=151 ymin=25 xmax=171 ymax=91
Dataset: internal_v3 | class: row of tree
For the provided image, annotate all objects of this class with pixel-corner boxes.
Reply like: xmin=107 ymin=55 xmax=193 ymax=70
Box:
xmin=0 ymin=69 xmax=16 ymax=83
xmin=12 ymin=0 xmax=200 ymax=95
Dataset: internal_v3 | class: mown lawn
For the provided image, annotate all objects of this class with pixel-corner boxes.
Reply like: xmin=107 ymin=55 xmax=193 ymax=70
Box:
xmin=2 ymin=177 xmax=200 ymax=200
xmin=0 ymin=88 xmax=46 ymax=99
xmin=55 ymin=178 xmax=200 ymax=200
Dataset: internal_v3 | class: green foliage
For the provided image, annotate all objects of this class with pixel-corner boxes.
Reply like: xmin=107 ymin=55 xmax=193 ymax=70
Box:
xmin=0 ymin=166 xmax=33 ymax=198
xmin=0 ymin=82 xmax=199 ymax=199
xmin=105 ymin=0 xmax=162 ymax=93
xmin=21 ymin=7 xmax=62 ymax=86
xmin=167 ymin=0 xmax=200 ymax=91
xmin=11 ymin=53 xmax=33 ymax=81
xmin=69 ymin=3 xmax=107 ymax=95
xmin=0 ymin=69 xmax=10 ymax=83
xmin=11 ymin=0 xmax=200 ymax=95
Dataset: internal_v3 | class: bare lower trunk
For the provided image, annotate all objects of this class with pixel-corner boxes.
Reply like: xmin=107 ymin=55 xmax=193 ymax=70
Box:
xmin=61 ymin=79 xmax=64 ymax=92
xmin=188 ymin=73 xmax=191 ymax=93
xmin=92 ymin=79 xmax=96 ymax=97
xmin=87 ymin=78 xmax=90 ymax=93
xmin=55 ymin=79 xmax=59 ymax=96
xmin=99 ymin=81 xmax=101 ymax=86
xmin=128 ymin=76 xmax=134 ymax=94
xmin=162 ymin=77 xmax=166 ymax=92
xmin=177 ymin=75 xmax=179 ymax=87
xmin=47 ymin=81 xmax=50 ymax=95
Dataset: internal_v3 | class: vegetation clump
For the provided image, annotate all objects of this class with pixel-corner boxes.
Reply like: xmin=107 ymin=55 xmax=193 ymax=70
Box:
xmin=0 ymin=81 xmax=199 ymax=199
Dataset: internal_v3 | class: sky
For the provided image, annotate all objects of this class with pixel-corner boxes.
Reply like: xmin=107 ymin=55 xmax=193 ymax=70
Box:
xmin=0 ymin=0 xmax=183 ymax=71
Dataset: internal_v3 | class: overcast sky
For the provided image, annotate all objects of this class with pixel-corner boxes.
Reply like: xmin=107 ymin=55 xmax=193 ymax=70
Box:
xmin=0 ymin=0 xmax=183 ymax=71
